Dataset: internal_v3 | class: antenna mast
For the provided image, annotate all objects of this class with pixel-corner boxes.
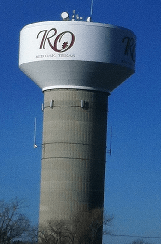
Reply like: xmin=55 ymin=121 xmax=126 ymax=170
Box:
xmin=90 ymin=0 xmax=94 ymax=18
xmin=107 ymin=126 xmax=112 ymax=155
xmin=34 ymin=117 xmax=37 ymax=148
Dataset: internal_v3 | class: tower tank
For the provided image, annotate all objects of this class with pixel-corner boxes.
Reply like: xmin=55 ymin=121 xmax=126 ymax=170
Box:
xmin=19 ymin=16 xmax=136 ymax=242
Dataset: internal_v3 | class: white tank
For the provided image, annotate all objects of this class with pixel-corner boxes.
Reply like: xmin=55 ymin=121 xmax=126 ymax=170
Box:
xmin=19 ymin=21 xmax=136 ymax=93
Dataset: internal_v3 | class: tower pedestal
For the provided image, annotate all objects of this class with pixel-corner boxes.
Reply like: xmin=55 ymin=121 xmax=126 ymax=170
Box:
xmin=39 ymin=89 xmax=108 ymax=227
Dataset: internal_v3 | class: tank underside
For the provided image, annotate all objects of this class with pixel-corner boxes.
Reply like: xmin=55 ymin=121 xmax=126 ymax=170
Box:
xmin=19 ymin=60 xmax=134 ymax=93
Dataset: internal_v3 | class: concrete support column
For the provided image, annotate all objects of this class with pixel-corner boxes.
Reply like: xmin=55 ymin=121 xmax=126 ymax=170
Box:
xmin=39 ymin=89 xmax=108 ymax=226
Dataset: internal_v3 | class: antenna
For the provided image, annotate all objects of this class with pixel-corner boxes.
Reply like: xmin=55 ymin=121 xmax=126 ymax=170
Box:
xmin=72 ymin=10 xmax=76 ymax=21
xmin=109 ymin=126 xmax=112 ymax=155
xmin=87 ymin=0 xmax=94 ymax=22
xmin=90 ymin=0 xmax=94 ymax=18
xmin=34 ymin=118 xmax=37 ymax=148
xmin=107 ymin=126 xmax=112 ymax=155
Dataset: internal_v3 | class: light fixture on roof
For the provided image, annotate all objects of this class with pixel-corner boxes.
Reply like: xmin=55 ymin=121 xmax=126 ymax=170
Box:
xmin=86 ymin=17 xmax=92 ymax=22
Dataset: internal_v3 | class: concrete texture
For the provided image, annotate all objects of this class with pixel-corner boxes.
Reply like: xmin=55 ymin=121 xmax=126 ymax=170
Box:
xmin=39 ymin=89 xmax=108 ymax=227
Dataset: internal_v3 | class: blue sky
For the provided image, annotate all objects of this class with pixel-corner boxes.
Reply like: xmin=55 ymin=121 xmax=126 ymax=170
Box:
xmin=0 ymin=0 xmax=161 ymax=243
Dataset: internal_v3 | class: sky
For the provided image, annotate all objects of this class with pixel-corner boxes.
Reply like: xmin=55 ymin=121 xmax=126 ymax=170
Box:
xmin=0 ymin=0 xmax=161 ymax=243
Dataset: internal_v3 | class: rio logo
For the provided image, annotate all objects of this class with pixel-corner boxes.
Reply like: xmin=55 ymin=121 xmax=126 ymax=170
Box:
xmin=37 ymin=28 xmax=75 ymax=52
xmin=122 ymin=37 xmax=136 ymax=63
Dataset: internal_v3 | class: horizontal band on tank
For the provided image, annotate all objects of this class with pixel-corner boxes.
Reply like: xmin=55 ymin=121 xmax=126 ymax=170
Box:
xmin=42 ymin=141 xmax=104 ymax=146
xmin=42 ymin=156 xmax=105 ymax=161
xmin=42 ymin=85 xmax=110 ymax=94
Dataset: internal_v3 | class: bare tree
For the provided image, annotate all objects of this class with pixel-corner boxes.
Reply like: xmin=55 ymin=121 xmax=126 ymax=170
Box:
xmin=0 ymin=199 xmax=34 ymax=244
xmin=39 ymin=220 xmax=73 ymax=244
xmin=39 ymin=208 xmax=113 ymax=244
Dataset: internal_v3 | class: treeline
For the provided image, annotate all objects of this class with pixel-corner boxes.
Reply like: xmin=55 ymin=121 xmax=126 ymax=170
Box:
xmin=0 ymin=199 xmax=153 ymax=244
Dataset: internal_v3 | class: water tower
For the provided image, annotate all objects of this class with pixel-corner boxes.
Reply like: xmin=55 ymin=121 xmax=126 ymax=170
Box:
xmin=19 ymin=11 xmax=136 ymax=242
